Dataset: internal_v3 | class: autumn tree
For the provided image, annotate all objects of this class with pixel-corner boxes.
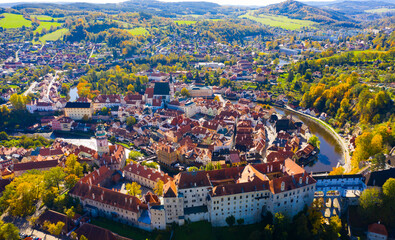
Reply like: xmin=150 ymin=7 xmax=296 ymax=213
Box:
xmin=181 ymin=88 xmax=190 ymax=97
xmin=126 ymin=182 xmax=142 ymax=197
xmin=153 ymin=180 xmax=164 ymax=196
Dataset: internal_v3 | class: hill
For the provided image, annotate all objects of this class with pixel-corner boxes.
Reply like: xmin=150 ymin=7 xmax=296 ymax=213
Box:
xmin=12 ymin=0 xmax=223 ymax=17
xmin=320 ymin=1 xmax=395 ymax=15
xmin=257 ymin=0 xmax=355 ymax=26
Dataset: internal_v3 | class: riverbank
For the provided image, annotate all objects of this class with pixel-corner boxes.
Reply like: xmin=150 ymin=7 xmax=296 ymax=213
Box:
xmin=280 ymin=105 xmax=351 ymax=173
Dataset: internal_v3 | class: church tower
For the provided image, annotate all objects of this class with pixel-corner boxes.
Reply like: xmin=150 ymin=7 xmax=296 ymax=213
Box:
xmin=96 ymin=124 xmax=109 ymax=156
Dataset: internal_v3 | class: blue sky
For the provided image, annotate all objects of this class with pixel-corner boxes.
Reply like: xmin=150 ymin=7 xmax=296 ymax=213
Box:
xmin=0 ymin=0 xmax=334 ymax=7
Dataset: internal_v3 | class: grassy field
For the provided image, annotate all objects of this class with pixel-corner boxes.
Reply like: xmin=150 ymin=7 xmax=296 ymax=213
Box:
xmin=0 ymin=13 xmax=32 ymax=29
xmin=127 ymin=27 xmax=149 ymax=36
xmin=114 ymin=20 xmax=132 ymax=28
xmin=174 ymin=20 xmax=197 ymax=25
xmin=31 ymin=14 xmax=62 ymax=21
xmin=173 ymin=221 xmax=268 ymax=240
xmin=34 ymin=21 xmax=62 ymax=34
xmin=239 ymin=11 xmax=316 ymax=30
xmin=91 ymin=217 xmax=169 ymax=240
xmin=39 ymin=28 xmax=69 ymax=43
xmin=365 ymin=8 xmax=395 ymax=13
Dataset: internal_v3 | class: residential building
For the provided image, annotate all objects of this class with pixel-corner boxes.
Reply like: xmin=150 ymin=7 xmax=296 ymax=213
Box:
xmin=64 ymin=102 xmax=92 ymax=120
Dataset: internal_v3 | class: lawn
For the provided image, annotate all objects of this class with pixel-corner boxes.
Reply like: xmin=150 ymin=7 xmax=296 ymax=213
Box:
xmin=0 ymin=13 xmax=32 ymax=29
xmin=174 ymin=20 xmax=197 ymax=25
xmin=173 ymin=221 xmax=268 ymax=240
xmin=34 ymin=21 xmax=62 ymax=34
xmin=127 ymin=27 xmax=149 ymax=36
xmin=39 ymin=28 xmax=69 ymax=43
xmin=91 ymin=217 xmax=169 ymax=240
xmin=239 ymin=11 xmax=316 ymax=30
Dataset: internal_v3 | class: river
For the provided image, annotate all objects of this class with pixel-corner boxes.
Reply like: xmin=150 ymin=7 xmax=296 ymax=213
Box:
xmin=69 ymin=87 xmax=79 ymax=102
xmin=274 ymin=107 xmax=343 ymax=173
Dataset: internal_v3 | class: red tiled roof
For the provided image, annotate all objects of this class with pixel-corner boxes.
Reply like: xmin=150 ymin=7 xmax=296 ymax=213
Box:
xmin=70 ymin=182 xmax=141 ymax=213
xmin=123 ymin=163 xmax=173 ymax=184
xmin=13 ymin=159 xmax=58 ymax=172
xmin=174 ymin=171 xmax=211 ymax=189
xmin=368 ymin=223 xmax=388 ymax=236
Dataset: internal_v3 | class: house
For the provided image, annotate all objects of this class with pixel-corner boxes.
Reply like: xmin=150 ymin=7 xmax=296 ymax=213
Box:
xmin=123 ymin=163 xmax=173 ymax=189
xmin=365 ymin=168 xmax=395 ymax=188
xmin=153 ymin=82 xmax=171 ymax=102
xmin=26 ymin=100 xmax=53 ymax=113
xmin=155 ymin=142 xmax=177 ymax=166
xmin=92 ymin=95 xmax=122 ymax=111
xmin=64 ymin=102 xmax=92 ymax=120
xmin=74 ymin=224 xmax=118 ymax=240
xmin=367 ymin=223 xmax=388 ymax=240
xmin=37 ymin=210 xmax=75 ymax=235
xmin=52 ymin=116 xmax=74 ymax=131
xmin=188 ymin=85 xmax=213 ymax=98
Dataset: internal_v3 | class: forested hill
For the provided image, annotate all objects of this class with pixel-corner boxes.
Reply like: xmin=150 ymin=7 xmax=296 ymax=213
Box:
xmin=12 ymin=0 xmax=222 ymax=16
xmin=257 ymin=0 xmax=356 ymax=26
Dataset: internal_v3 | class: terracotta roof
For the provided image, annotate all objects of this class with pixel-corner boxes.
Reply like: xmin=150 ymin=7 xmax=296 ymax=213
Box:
xmin=174 ymin=171 xmax=211 ymax=189
xmin=74 ymin=223 xmax=118 ymax=240
xmin=212 ymin=178 xmax=269 ymax=197
xmin=13 ymin=159 xmax=58 ymax=172
xmin=163 ymin=180 xmax=178 ymax=198
xmin=368 ymin=223 xmax=388 ymax=236
xmin=123 ymin=163 xmax=173 ymax=184
xmin=70 ymin=182 xmax=141 ymax=213
xmin=79 ymin=166 xmax=112 ymax=186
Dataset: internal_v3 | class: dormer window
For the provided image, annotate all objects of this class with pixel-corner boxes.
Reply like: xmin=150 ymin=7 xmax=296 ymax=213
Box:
xmin=281 ymin=182 xmax=285 ymax=191
xmin=299 ymin=177 xmax=302 ymax=185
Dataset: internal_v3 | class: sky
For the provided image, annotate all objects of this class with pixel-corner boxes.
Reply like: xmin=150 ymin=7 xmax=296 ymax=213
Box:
xmin=0 ymin=0 xmax=335 ymax=7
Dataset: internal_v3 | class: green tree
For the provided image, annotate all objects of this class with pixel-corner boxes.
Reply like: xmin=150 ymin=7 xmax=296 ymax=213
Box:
xmin=188 ymin=167 xmax=198 ymax=172
xmin=308 ymin=135 xmax=320 ymax=149
xmin=237 ymin=218 xmax=244 ymax=225
xmin=383 ymin=178 xmax=395 ymax=202
xmin=359 ymin=188 xmax=382 ymax=220
xmin=126 ymin=182 xmax=141 ymax=197
xmin=226 ymin=215 xmax=235 ymax=227
xmin=0 ymin=221 xmax=19 ymax=240
xmin=128 ymin=151 xmax=143 ymax=160
xmin=371 ymin=153 xmax=386 ymax=171
xmin=44 ymin=167 xmax=66 ymax=190
xmin=65 ymin=154 xmax=83 ymax=177
xmin=126 ymin=116 xmax=137 ymax=127
xmin=181 ymin=88 xmax=190 ymax=97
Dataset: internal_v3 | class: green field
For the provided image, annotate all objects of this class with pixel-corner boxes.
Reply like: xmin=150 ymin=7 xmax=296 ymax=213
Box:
xmin=114 ymin=20 xmax=132 ymax=28
xmin=34 ymin=21 xmax=62 ymax=34
xmin=127 ymin=27 xmax=149 ymax=36
xmin=239 ymin=11 xmax=317 ymax=30
xmin=174 ymin=20 xmax=197 ymax=25
xmin=31 ymin=14 xmax=62 ymax=21
xmin=39 ymin=28 xmax=69 ymax=43
xmin=365 ymin=8 xmax=395 ymax=13
xmin=0 ymin=13 xmax=32 ymax=29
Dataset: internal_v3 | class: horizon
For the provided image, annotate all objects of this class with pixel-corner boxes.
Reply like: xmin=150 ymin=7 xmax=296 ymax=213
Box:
xmin=0 ymin=0 xmax=338 ymax=7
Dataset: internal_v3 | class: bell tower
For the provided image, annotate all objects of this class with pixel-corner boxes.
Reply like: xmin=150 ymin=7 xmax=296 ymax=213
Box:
xmin=96 ymin=124 xmax=109 ymax=156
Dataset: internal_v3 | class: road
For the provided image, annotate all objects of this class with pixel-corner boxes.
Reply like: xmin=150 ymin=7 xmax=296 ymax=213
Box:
xmin=283 ymin=105 xmax=352 ymax=172
xmin=23 ymin=81 xmax=37 ymax=96
xmin=86 ymin=46 xmax=95 ymax=65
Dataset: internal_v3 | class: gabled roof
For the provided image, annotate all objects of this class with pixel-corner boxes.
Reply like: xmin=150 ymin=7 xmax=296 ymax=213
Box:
xmin=368 ymin=223 xmax=388 ymax=236
xmin=64 ymin=102 xmax=91 ymax=108
xmin=174 ymin=171 xmax=211 ymax=189
xmin=13 ymin=159 xmax=58 ymax=172
xmin=153 ymin=82 xmax=170 ymax=96
xmin=74 ymin=223 xmax=118 ymax=240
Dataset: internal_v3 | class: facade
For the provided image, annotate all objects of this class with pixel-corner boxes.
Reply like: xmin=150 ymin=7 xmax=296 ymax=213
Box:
xmin=156 ymin=144 xmax=177 ymax=166
xmin=96 ymin=124 xmax=109 ymax=156
xmin=188 ymin=85 xmax=213 ymax=98
xmin=367 ymin=223 xmax=388 ymax=240
xmin=163 ymin=159 xmax=316 ymax=227
xmin=52 ymin=116 xmax=74 ymax=131
xmin=64 ymin=102 xmax=92 ymax=120
xmin=123 ymin=163 xmax=173 ymax=189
